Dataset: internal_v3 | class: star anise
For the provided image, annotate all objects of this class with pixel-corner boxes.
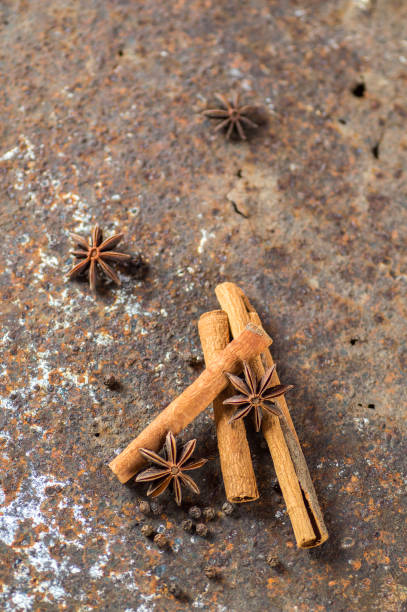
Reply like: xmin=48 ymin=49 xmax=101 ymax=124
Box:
xmin=203 ymin=92 xmax=259 ymax=140
xmin=67 ymin=223 xmax=131 ymax=292
xmin=223 ymin=362 xmax=293 ymax=432
xmin=135 ymin=431 xmax=207 ymax=506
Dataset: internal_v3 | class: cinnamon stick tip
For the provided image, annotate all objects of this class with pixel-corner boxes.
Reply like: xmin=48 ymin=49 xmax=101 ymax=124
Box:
xmin=245 ymin=321 xmax=273 ymax=344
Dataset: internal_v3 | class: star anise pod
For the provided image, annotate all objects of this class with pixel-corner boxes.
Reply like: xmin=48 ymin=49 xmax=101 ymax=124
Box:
xmin=202 ymin=92 xmax=259 ymax=140
xmin=223 ymin=362 xmax=293 ymax=432
xmin=135 ymin=431 xmax=207 ymax=506
xmin=67 ymin=223 xmax=131 ymax=292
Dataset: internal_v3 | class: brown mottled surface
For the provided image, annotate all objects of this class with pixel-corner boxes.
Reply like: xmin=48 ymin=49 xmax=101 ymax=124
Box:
xmin=1 ymin=1 xmax=406 ymax=610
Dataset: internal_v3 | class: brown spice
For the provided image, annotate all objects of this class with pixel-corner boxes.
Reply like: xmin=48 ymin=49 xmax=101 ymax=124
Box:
xmin=67 ymin=223 xmax=131 ymax=292
xmin=202 ymin=507 xmax=216 ymax=521
xmin=203 ymin=92 xmax=260 ymax=140
xmin=224 ymin=361 xmax=292 ymax=432
xmin=135 ymin=431 xmax=207 ymax=506
xmin=140 ymin=524 xmax=154 ymax=538
xmin=198 ymin=311 xmax=259 ymax=503
xmin=215 ymin=282 xmax=329 ymax=548
xmin=154 ymin=533 xmax=168 ymax=549
xmin=222 ymin=502 xmax=234 ymax=516
xmin=195 ymin=523 xmax=208 ymax=537
xmin=110 ymin=323 xmax=272 ymax=483
xmin=181 ymin=519 xmax=194 ymax=533
xmin=188 ymin=506 xmax=202 ymax=520
xmin=204 ymin=566 xmax=219 ymax=579
xmin=138 ymin=500 xmax=150 ymax=514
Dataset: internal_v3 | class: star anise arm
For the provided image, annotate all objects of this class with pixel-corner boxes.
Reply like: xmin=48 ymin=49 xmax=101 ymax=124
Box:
xmin=214 ymin=117 xmax=232 ymax=132
xmin=177 ymin=438 xmax=196 ymax=466
xmin=215 ymin=93 xmax=231 ymax=110
xmin=262 ymin=384 xmax=293 ymax=400
xmin=179 ymin=472 xmax=200 ymax=495
xmin=67 ymin=258 xmax=90 ymax=278
xmin=173 ymin=477 xmax=182 ymax=505
xmin=235 ymin=120 xmax=246 ymax=140
xmin=258 ymin=365 xmax=277 ymax=395
xmin=70 ymin=233 xmax=90 ymax=250
xmin=226 ymin=121 xmax=234 ymax=140
xmin=99 ymin=233 xmax=125 ymax=251
xmin=147 ymin=475 xmax=173 ymax=498
xmin=253 ymin=407 xmax=262 ymax=432
xmin=89 ymin=259 xmax=97 ymax=292
xmin=92 ymin=224 xmax=103 ymax=247
xmin=223 ymin=395 xmax=250 ymax=406
xmin=202 ymin=109 xmax=230 ymax=118
xmin=97 ymin=258 xmax=121 ymax=286
xmin=138 ymin=447 xmax=170 ymax=469
xmin=165 ymin=431 xmax=177 ymax=464
xmin=243 ymin=362 xmax=257 ymax=394
xmin=99 ymin=251 xmax=131 ymax=261
xmin=135 ymin=467 xmax=170 ymax=482
xmin=232 ymin=91 xmax=240 ymax=108
xmin=224 ymin=372 xmax=251 ymax=395
xmin=228 ymin=404 xmax=252 ymax=424
xmin=71 ymin=250 xmax=89 ymax=258
xmin=239 ymin=115 xmax=259 ymax=129
xmin=181 ymin=458 xmax=207 ymax=471
xmin=262 ymin=403 xmax=283 ymax=418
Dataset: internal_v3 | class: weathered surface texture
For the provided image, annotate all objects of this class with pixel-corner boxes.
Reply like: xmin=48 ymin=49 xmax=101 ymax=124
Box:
xmin=1 ymin=1 xmax=406 ymax=610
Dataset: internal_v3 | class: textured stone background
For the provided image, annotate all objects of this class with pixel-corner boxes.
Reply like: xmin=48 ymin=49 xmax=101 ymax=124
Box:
xmin=1 ymin=0 xmax=406 ymax=610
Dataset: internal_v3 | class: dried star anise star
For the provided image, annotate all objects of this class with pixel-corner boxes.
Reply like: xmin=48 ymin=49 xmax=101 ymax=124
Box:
xmin=135 ymin=431 xmax=207 ymax=506
xmin=224 ymin=362 xmax=293 ymax=432
xmin=67 ymin=223 xmax=131 ymax=292
xmin=203 ymin=92 xmax=259 ymax=140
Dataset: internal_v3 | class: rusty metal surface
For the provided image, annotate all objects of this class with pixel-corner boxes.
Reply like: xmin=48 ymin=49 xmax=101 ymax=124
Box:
xmin=1 ymin=0 xmax=406 ymax=610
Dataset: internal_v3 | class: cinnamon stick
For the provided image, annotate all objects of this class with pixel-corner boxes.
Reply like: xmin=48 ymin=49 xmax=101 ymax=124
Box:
xmin=198 ymin=310 xmax=259 ymax=503
xmin=215 ymin=282 xmax=328 ymax=548
xmin=109 ymin=323 xmax=272 ymax=483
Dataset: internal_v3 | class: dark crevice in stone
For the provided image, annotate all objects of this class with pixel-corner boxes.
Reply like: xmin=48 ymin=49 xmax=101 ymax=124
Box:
xmin=231 ymin=201 xmax=248 ymax=218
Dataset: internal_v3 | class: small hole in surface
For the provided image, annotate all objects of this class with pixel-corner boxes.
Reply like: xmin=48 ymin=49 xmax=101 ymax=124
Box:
xmin=350 ymin=338 xmax=359 ymax=345
xmin=118 ymin=49 xmax=123 ymax=56
xmin=94 ymin=432 xmax=100 ymax=437
xmin=372 ymin=143 xmax=380 ymax=159
xmin=338 ymin=118 xmax=347 ymax=125
xmin=236 ymin=169 xmax=242 ymax=178
xmin=368 ymin=404 xmax=375 ymax=410
xmin=351 ymin=82 xmax=366 ymax=98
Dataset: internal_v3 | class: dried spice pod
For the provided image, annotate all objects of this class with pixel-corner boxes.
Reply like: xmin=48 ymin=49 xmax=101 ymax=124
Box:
xmin=67 ymin=223 xmax=131 ymax=292
xmin=203 ymin=92 xmax=261 ymax=140
xmin=135 ymin=431 xmax=207 ymax=506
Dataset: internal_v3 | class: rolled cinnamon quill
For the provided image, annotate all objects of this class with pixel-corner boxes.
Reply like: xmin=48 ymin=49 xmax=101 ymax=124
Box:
xmin=198 ymin=310 xmax=259 ymax=503
xmin=215 ymin=282 xmax=328 ymax=548
xmin=109 ymin=322 xmax=272 ymax=483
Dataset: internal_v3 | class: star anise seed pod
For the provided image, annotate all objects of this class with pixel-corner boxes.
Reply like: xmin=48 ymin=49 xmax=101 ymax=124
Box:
xmin=67 ymin=223 xmax=131 ymax=292
xmin=135 ymin=431 xmax=207 ymax=506
xmin=223 ymin=361 xmax=293 ymax=432
xmin=203 ymin=92 xmax=259 ymax=140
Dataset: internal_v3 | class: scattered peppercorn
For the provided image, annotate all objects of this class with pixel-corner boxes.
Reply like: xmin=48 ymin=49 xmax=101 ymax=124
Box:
xmin=204 ymin=566 xmax=219 ymax=579
xmin=181 ymin=519 xmax=194 ymax=533
xmin=138 ymin=500 xmax=150 ymax=514
xmin=202 ymin=507 xmax=216 ymax=521
xmin=222 ymin=502 xmax=234 ymax=515
xmin=154 ymin=533 xmax=168 ymax=549
xmin=195 ymin=523 xmax=208 ymax=537
xmin=168 ymin=581 xmax=182 ymax=599
xmin=188 ymin=506 xmax=202 ymax=519
xmin=266 ymin=553 xmax=283 ymax=572
xmin=150 ymin=501 xmax=164 ymax=516
xmin=103 ymin=373 xmax=119 ymax=390
xmin=140 ymin=524 xmax=154 ymax=538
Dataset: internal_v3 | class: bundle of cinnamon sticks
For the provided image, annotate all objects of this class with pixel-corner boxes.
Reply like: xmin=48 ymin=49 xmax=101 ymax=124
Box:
xmin=109 ymin=282 xmax=328 ymax=549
